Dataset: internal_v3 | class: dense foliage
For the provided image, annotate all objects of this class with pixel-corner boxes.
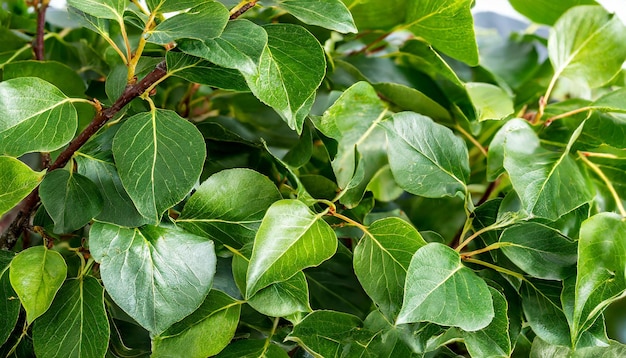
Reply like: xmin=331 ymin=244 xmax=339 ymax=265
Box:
xmin=2 ymin=0 xmax=626 ymax=356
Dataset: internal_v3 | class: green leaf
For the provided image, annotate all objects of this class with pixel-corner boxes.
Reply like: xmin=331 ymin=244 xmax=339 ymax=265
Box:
xmin=152 ymin=290 xmax=241 ymax=358
xmin=521 ymin=280 xmax=571 ymax=347
xmin=502 ymin=119 xmax=592 ymax=220
xmin=500 ymin=222 xmax=578 ymax=280
xmin=396 ymin=243 xmax=494 ymax=331
xmin=572 ymin=213 xmax=626 ymax=344
xmin=509 ymin=0 xmax=597 ymax=25
xmin=146 ymin=0 xmax=207 ymax=12
xmin=112 ymin=109 xmax=206 ymax=224
xmin=215 ymin=340 xmax=289 ymax=358
xmin=530 ymin=337 xmax=626 ymax=357
xmin=246 ymin=199 xmax=337 ymax=297
xmin=0 ymin=251 xmax=19 ymax=346
xmin=9 ymin=246 xmax=67 ymax=324
xmin=32 ymin=277 xmax=109 ymax=358
xmin=0 ymin=156 xmax=42 ymax=217
xmin=232 ymin=244 xmax=311 ymax=317
xmin=177 ymin=168 xmax=281 ymax=248
xmin=342 ymin=0 xmax=406 ymax=30
xmin=313 ymin=82 xmax=387 ymax=202
xmin=373 ymin=82 xmax=451 ymax=122
xmin=383 ymin=112 xmax=470 ymax=198
xmin=462 ymin=287 xmax=512 ymax=358
xmin=589 ymin=87 xmax=626 ymax=114
xmin=39 ymin=170 xmax=104 ymax=234
xmin=287 ymin=310 xmax=362 ymax=357
xmin=0 ymin=77 xmax=77 ymax=157
xmin=466 ymin=82 xmax=514 ymax=121
xmin=244 ymin=24 xmax=326 ymax=134
xmin=3 ymin=60 xmax=86 ymax=98
xmin=67 ymin=0 xmax=125 ymax=20
xmin=147 ymin=2 xmax=229 ymax=44
xmin=403 ymin=0 xmax=478 ymax=66
xmin=548 ymin=5 xmax=626 ymax=89
xmin=74 ymin=153 xmax=147 ymax=228
xmin=353 ymin=217 xmax=427 ymax=318
xmin=166 ymin=52 xmax=249 ymax=92
xmin=265 ymin=0 xmax=357 ymax=33
xmin=89 ymin=222 xmax=216 ymax=335
xmin=178 ymin=19 xmax=267 ymax=76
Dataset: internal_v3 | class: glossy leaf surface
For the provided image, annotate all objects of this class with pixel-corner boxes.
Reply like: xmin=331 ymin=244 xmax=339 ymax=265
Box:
xmin=147 ymin=2 xmax=229 ymax=44
xmin=287 ymin=310 xmax=361 ymax=357
xmin=265 ymin=0 xmax=357 ymax=33
xmin=462 ymin=288 xmax=511 ymax=358
xmin=0 ymin=156 xmax=42 ymax=217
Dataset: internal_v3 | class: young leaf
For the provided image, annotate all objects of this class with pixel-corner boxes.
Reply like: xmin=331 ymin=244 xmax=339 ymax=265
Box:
xmin=244 ymin=24 xmax=326 ymax=134
xmin=264 ymin=0 xmax=357 ymax=33
xmin=246 ymin=199 xmax=337 ymax=297
xmin=383 ymin=112 xmax=470 ymax=198
xmin=466 ymin=82 xmax=514 ymax=121
xmin=403 ymin=0 xmax=478 ymax=66
xmin=508 ymin=0 xmax=596 ymax=25
xmin=0 ymin=156 xmax=43 ymax=217
xmin=151 ymin=290 xmax=241 ymax=358
xmin=500 ymin=222 xmax=578 ymax=280
xmin=548 ymin=5 xmax=626 ymax=89
xmin=396 ymin=243 xmax=494 ymax=331
xmin=9 ymin=246 xmax=67 ymax=324
xmin=32 ymin=277 xmax=109 ymax=358
xmin=112 ymin=109 xmax=206 ymax=224
xmin=462 ymin=287 xmax=512 ymax=358
xmin=0 ymin=251 xmax=19 ymax=346
xmin=89 ymin=222 xmax=216 ymax=335
xmin=287 ymin=310 xmax=362 ymax=357
xmin=177 ymin=168 xmax=282 ymax=248
xmin=572 ymin=213 xmax=626 ymax=344
xmin=353 ymin=217 xmax=427 ymax=318
xmin=502 ymin=119 xmax=592 ymax=220
xmin=39 ymin=170 xmax=104 ymax=234
xmin=67 ymin=0 xmax=125 ymax=20
xmin=146 ymin=2 xmax=229 ymax=44
xmin=0 ymin=77 xmax=77 ymax=157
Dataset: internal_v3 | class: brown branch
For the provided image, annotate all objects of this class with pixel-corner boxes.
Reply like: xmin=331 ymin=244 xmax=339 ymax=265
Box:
xmin=0 ymin=61 xmax=168 ymax=250
xmin=230 ymin=0 xmax=257 ymax=20
xmin=33 ymin=0 xmax=48 ymax=61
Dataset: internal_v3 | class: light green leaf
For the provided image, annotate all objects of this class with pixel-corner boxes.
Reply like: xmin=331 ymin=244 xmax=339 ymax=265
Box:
xmin=89 ymin=222 xmax=216 ymax=335
xmin=396 ymin=243 xmax=494 ymax=331
xmin=0 ymin=156 xmax=42 ymax=217
xmin=112 ymin=109 xmax=206 ymax=224
xmin=353 ymin=217 xmax=426 ymax=318
xmin=178 ymin=19 xmax=267 ymax=76
xmin=152 ymin=290 xmax=241 ymax=358
xmin=342 ymin=0 xmax=406 ymax=30
xmin=146 ymin=0 xmax=207 ymax=12
xmin=502 ymin=119 xmax=592 ymax=220
xmin=177 ymin=168 xmax=281 ymax=248
xmin=32 ymin=277 xmax=109 ymax=358
xmin=74 ymin=153 xmax=147 ymax=228
xmin=500 ymin=222 xmax=578 ymax=280
xmin=0 ymin=251 xmax=19 ymax=346
xmin=265 ymin=0 xmax=357 ymax=33
xmin=462 ymin=287 xmax=512 ymax=358
xmin=466 ymin=82 xmax=514 ymax=121
xmin=590 ymin=87 xmax=626 ymax=113
xmin=9 ymin=246 xmax=67 ymax=324
xmin=215 ymin=340 xmax=289 ymax=358
xmin=287 ymin=310 xmax=362 ymax=357
xmin=232 ymin=244 xmax=311 ymax=317
xmin=3 ymin=61 xmax=86 ymax=98
xmin=0 ymin=77 xmax=77 ymax=157
xmin=403 ymin=0 xmax=478 ymax=66
xmin=147 ymin=2 xmax=229 ymax=44
xmin=246 ymin=199 xmax=337 ymax=297
xmin=509 ymin=0 xmax=597 ymax=25
xmin=572 ymin=213 xmax=626 ymax=345
xmin=244 ymin=24 xmax=326 ymax=134
xmin=67 ymin=0 xmax=125 ymax=20
xmin=530 ymin=337 xmax=626 ymax=357
xmin=40 ymin=170 xmax=104 ymax=234
xmin=383 ymin=112 xmax=469 ymax=198
xmin=548 ymin=5 xmax=626 ymax=90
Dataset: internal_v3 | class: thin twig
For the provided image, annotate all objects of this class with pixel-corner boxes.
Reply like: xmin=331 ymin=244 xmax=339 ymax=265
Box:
xmin=33 ymin=0 xmax=49 ymax=61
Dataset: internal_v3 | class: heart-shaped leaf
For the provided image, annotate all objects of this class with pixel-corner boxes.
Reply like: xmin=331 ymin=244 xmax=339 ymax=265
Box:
xmin=9 ymin=246 xmax=67 ymax=324
xmin=246 ymin=199 xmax=337 ymax=297
xmin=89 ymin=222 xmax=216 ymax=335
xmin=0 ymin=77 xmax=77 ymax=157
xmin=112 ymin=109 xmax=206 ymax=224
xmin=32 ymin=277 xmax=109 ymax=358
xmin=177 ymin=168 xmax=281 ymax=248
xmin=0 ymin=156 xmax=43 ymax=217
xmin=396 ymin=243 xmax=494 ymax=331
xmin=39 ymin=170 xmax=104 ymax=234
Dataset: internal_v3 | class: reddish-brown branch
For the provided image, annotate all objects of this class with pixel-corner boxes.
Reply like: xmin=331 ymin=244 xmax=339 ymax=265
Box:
xmin=33 ymin=1 xmax=48 ymax=61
